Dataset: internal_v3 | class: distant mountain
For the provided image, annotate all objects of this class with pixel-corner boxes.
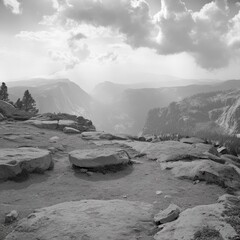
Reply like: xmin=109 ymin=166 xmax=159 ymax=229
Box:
xmin=8 ymin=78 xmax=93 ymax=118
xmin=7 ymin=78 xmax=240 ymax=135
xmin=92 ymin=79 xmax=240 ymax=134
xmin=143 ymin=89 xmax=240 ymax=135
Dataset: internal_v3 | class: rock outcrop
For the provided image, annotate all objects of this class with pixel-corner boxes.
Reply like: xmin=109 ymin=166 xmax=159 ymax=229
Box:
xmin=161 ymin=159 xmax=240 ymax=190
xmin=69 ymin=148 xmax=130 ymax=170
xmin=154 ymin=194 xmax=240 ymax=240
xmin=0 ymin=100 xmax=34 ymax=121
xmin=26 ymin=113 xmax=95 ymax=133
xmin=0 ymin=147 xmax=53 ymax=180
xmin=117 ymin=140 xmax=240 ymax=190
xmin=5 ymin=200 xmax=155 ymax=240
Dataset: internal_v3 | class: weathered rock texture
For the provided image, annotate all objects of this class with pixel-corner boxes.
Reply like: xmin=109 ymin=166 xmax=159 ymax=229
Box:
xmin=154 ymin=204 xmax=181 ymax=225
xmin=0 ymin=147 xmax=53 ymax=180
xmin=26 ymin=113 xmax=95 ymax=133
xmin=180 ymin=137 xmax=206 ymax=145
xmin=154 ymin=194 xmax=240 ymax=240
xmin=81 ymin=131 xmax=128 ymax=140
xmin=117 ymin=140 xmax=240 ymax=190
xmin=69 ymin=148 xmax=130 ymax=169
xmin=5 ymin=200 xmax=155 ymax=240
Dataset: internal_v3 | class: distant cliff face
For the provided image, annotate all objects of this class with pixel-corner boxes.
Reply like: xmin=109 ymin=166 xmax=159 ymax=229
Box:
xmin=91 ymin=82 xmax=224 ymax=134
xmin=143 ymin=89 xmax=240 ymax=135
xmin=91 ymin=80 xmax=240 ymax=134
xmin=8 ymin=79 xmax=93 ymax=118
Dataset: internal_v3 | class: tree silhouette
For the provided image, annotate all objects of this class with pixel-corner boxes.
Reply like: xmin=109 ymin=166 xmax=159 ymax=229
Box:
xmin=22 ymin=90 xmax=38 ymax=113
xmin=0 ymin=82 xmax=9 ymax=101
xmin=15 ymin=98 xmax=23 ymax=110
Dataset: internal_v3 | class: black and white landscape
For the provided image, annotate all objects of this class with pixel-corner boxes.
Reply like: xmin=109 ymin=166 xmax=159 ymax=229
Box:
xmin=1 ymin=0 xmax=240 ymax=239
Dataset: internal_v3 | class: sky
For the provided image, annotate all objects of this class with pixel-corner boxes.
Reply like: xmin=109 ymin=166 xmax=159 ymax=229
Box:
xmin=1 ymin=0 xmax=240 ymax=91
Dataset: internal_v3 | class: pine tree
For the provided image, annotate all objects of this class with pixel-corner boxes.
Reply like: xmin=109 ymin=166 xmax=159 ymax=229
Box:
xmin=0 ymin=82 xmax=9 ymax=101
xmin=15 ymin=98 xmax=23 ymax=110
xmin=22 ymin=90 xmax=38 ymax=113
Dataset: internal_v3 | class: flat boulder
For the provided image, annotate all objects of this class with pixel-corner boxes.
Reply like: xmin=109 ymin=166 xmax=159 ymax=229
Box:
xmin=161 ymin=159 xmax=240 ymax=190
xmin=5 ymin=200 xmax=155 ymax=240
xmin=81 ymin=131 xmax=128 ymax=140
xmin=63 ymin=127 xmax=80 ymax=134
xmin=69 ymin=148 xmax=130 ymax=169
xmin=180 ymin=137 xmax=206 ymax=145
xmin=0 ymin=147 xmax=53 ymax=180
xmin=26 ymin=120 xmax=58 ymax=130
xmin=118 ymin=141 xmax=219 ymax=163
xmin=154 ymin=194 xmax=240 ymax=240
xmin=58 ymin=120 xmax=77 ymax=130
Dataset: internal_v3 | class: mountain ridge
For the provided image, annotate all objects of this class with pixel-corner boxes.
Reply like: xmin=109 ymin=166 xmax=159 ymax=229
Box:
xmin=143 ymin=89 xmax=240 ymax=136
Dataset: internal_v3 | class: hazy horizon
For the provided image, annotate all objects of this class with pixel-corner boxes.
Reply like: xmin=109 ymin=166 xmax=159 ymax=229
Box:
xmin=4 ymin=73 xmax=225 ymax=93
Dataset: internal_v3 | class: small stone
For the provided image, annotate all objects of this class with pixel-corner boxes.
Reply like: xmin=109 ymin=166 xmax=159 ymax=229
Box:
xmin=164 ymin=195 xmax=172 ymax=199
xmin=149 ymin=158 xmax=157 ymax=161
xmin=86 ymin=171 xmax=93 ymax=176
xmin=23 ymin=135 xmax=33 ymax=139
xmin=49 ymin=136 xmax=59 ymax=143
xmin=154 ymin=204 xmax=180 ymax=225
xmin=80 ymin=168 xmax=88 ymax=173
xmin=5 ymin=210 xmax=18 ymax=224
xmin=56 ymin=145 xmax=64 ymax=151
xmin=48 ymin=147 xmax=56 ymax=154
xmin=122 ymin=195 xmax=128 ymax=198
xmin=193 ymin=180 xmax=200 ymax=185
xmin=156 ymin=191 xmax=163 ymax=195
xmin=131 ymin=159 xmax=143 ymax=164
xmin=134 ymin=153 xmax=147 ymax=158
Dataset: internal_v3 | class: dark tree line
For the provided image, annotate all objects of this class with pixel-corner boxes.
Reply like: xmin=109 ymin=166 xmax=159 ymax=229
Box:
xmin=0 ymin=82 xmax=38 ymax=113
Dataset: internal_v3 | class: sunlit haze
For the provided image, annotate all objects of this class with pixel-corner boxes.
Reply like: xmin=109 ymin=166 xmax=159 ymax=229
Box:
xmin=1 ymin=0 xmax=240 ymax=91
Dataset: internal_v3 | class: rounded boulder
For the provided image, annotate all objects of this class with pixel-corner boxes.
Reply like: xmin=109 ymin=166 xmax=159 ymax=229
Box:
xmin=0 ymin=147 xmax=53 ymax=180
xmin=69 ymin=148 xmax=130 ymax=169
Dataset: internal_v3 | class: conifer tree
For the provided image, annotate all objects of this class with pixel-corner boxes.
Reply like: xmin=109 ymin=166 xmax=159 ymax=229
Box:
xmin=0 ymin=82 xmax=9 ymax=101
xmin=22 ymin=90 xmax=38 ymax=113
xmin=15 ymin=98 xmax=23 ymax=110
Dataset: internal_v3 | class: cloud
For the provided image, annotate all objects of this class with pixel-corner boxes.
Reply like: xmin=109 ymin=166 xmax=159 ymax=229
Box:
xmin=154 ymin=0 xmax=240 ymax=69
xmin=68 ymin=32 xmax=86 ymax=49
xmin=98 ymin=52 xmax=118 ymax=63
xmin=55 ymin=0 xmax=157 ymax=48
xmin=15 ymin=0 xmax=240 ymax=70
xmin=3 ymin=0 xmax=21 ymax=14
xmin=48 ymin=49 xmax=80 ymax=69
xmin=16 ymin=28 xmax=90 ymax=69
xmin=228 ymin=11 xmax=240 ymax=49
xmin=50 ymin=0 xmax=240 ymax=69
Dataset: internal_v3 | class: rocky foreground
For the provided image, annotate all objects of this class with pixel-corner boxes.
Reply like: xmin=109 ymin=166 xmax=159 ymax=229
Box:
xmin=1 ymin=118 xmax=240 ymax=239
